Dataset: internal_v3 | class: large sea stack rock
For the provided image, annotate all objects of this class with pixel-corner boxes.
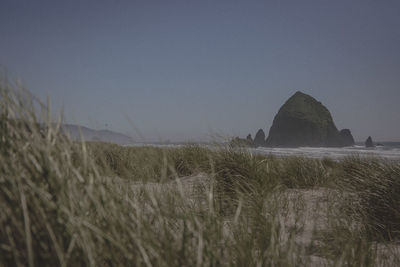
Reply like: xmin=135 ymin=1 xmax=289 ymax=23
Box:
xmin=254 ymin=129 xmax=266 ymax=147
xmin=265 ymin=91 xmax=352 ymax=147
xmin=365 ymin=136 xmax=375 ymax=148
xmin=339 ymin=129 xmax=355 ymax=147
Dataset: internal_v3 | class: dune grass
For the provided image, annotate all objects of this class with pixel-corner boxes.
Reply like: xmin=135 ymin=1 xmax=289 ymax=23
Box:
xmin=1 ymin=81 xmax=400 ymax=266
xmin=87 ymin=142 xmax=213 ymax=181
xmin=340 ymin=157 xmax=400 ymax=240
xmin=88 ymin=142 xmax=341 ymax=188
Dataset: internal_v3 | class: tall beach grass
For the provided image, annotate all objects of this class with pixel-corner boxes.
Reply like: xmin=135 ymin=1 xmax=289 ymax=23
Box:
xmin=0 ymin=80 xmax=399 ymax=266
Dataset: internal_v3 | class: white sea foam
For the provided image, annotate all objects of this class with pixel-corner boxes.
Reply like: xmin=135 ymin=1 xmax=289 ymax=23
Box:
xmin=251 ymin=146 xmax=400 ymax=160
xmin=127 ymin=142 xmax=400 ymax=160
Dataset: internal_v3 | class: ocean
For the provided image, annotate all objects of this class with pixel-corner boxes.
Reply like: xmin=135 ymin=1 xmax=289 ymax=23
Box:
xmin=129 ymin=142 xmax=400 ymax=160
xmin=250 ymin=142 xmax=400 ymax=160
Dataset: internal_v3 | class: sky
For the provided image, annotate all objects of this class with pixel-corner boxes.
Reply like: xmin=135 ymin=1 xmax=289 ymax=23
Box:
xmin=1 ymin=0 xmax=399 ymax=142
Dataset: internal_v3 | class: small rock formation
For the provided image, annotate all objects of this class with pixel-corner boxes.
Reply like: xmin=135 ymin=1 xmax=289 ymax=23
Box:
xmin=339 ymin=129 xmax=355 ymax=147
xmin=246 ymin=134 xmax=253 ymax=143
xmin=230 ymin=136 xmax=253 ymax=147
xmin=254 ymin=129 xmax=266 ymax=147
xmin=265 ymin=91 xmax=354 ymax=147
xmin=365 ymin=136 xmax=375 ymax=148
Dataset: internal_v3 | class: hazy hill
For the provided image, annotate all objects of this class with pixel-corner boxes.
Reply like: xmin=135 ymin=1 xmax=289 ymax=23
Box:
xmin=61 ymin=124 xmax=133 ymax=145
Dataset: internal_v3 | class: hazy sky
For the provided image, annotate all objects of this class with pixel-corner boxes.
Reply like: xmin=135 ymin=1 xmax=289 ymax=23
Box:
xmin=1 ymin=0 xmax=399 ymax=142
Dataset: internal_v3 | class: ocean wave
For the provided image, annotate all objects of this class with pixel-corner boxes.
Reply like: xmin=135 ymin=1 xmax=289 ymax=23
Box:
xmin=126 ymin=143 xmax=400 ymax=160
xmin=252 ymin=146 xmax=400 ymax=160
